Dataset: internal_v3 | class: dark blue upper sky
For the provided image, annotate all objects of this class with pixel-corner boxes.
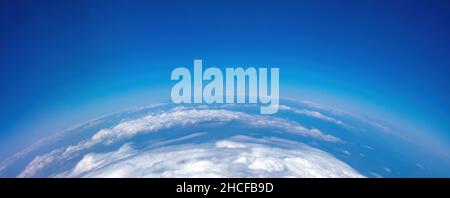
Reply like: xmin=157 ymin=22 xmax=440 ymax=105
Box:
xmin=0 ymin=0 xmax=449 ymax=158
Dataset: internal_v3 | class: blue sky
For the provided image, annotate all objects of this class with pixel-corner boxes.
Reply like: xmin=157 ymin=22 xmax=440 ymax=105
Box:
xmin=0 ymin=0 xmax=449 ymax=159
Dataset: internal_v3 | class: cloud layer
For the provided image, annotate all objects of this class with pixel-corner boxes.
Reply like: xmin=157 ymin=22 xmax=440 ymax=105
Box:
xmin=16 ymin=105 xmax=349 ymax=178
xmin=55 ymin=136 xmax=363 ymax=178
xmin=52 ymin=108 xmax=339 ymax=159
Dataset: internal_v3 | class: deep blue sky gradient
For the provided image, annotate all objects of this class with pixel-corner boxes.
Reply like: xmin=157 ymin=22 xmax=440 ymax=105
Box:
xmin=0 ymin=0 xmax=449 ymax=159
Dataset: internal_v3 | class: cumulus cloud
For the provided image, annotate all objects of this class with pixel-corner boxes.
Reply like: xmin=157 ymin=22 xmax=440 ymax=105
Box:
xmin=55 ymin=136 xmax=363 ymax=178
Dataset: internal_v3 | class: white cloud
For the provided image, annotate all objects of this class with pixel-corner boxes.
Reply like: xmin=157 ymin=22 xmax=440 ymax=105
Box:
xmin=285 ymin=98 xmax=353 ymax=116
xmin=370 ymin=172 xmax=383 ymax=178
xmin=62 ymin=143 xmax=136 ymax=178
xmin=285 ymin=98 xmax=394 ymax=133
xmin=362 ymin=145 xmax=375 ymax=151
xmin=279 ymin=105 xmax=346 ymax=127
xmin=61 ymin=108 xmax=340 ymax=156
xmin=216 ymin=140 xmax=247 ymax=148
xmin=17 ymin=106 xmax=342 ymax=177
xmin=55 ymin=136 xmax=363 ymax=178
xmin=340 ymin=150 xmax=352 ymax=156
xmin=18 ymin=148 xmax=63 ymax=178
